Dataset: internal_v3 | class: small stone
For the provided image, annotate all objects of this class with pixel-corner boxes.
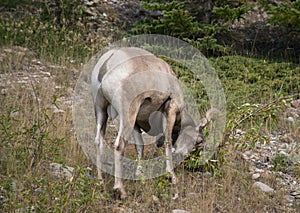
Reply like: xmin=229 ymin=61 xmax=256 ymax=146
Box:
xmin=172 ymin=193 xmax=179 ymax=200
xmin=291 ymin=99 xmax=300 ymax=108
xmin=290 ymin=191 xmax=300 ymax=196
xmin=40 ymin=71 xmax=51 ymax=77
xmin=203 ymin=172 xmax=212 ymax=179
xmin=1 ymin=88 xmax=8 ymax=95
xmin=0 ymin=195 xmax=6 ymax=204
xmin=286 ymin=117 xmax=294 ymax=123
xmin=152 ymin=195 xmax=159 ymax=202
xmin=187 ymin=192 xmax=199 ymax=197
xmin=269 ymin=140 xmax=277 ymax=145
xmin=252 ymin=181 xmax=274 ymax=193
xmin=244 ymin=150 xmax=252 ymax=156
xmin=84 ymin=0 xmax=95 ymax=6
xmin=255 ymin=168 xmax=265 ymax=173
xmin=34 ymin=187 xmax=42 ymax=193
xmin=112 ymin=207 xmax=126 ymax=213
xmin=49 ymin=163 xmax=74 ymax=180
xmin=279 ymin=150 xmax=288 ymax=156
xmin=10 ymin=111 xmax=19 ymax=118
xmin=252 ymin=173 xmax=260 ymax=180
xmin=172 ymin=210 xmax=191 ymax=213
xmin=285 ymin=195 xmax=295 ymax=202
xmin=236 ymin=129 xmax=246 ymax=135
xmin=85 ymin=9 xmax=97 ymax=16
xmin=53 ymin=109 xmax=65 ymax=114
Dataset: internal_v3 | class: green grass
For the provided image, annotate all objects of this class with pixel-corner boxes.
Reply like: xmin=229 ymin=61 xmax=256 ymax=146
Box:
xmin=0 ymin=1 xmax=299 ymax=212
xmin=0 ymin=1 xmax=109 ymax=65
xmin=211 ymin=56 xmax=300 ymax=108
xmin=1 ymin=46 xmax=299 ymax=212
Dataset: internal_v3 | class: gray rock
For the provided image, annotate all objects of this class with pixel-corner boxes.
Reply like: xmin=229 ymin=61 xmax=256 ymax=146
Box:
xmin=49 ymin=163 xmax=74 ymax=180
xmin=290 ymin=191 xmax=300 ymax=200
xmin=53 ymin=108 xmax=65 ymax=114
xmin=152 ymin=195 xmax=159 ymax=202
xmin=172 ymin=210 xmax=191 ymax=213
xmin=187 ymin=192 xmax=200 ymax=197
xmin=252 ymin=181 xmax=274 ymax=193
xmin=286 ymin=117 xmax=294 ymax=123
xmin=252 ymin=173 xmax=260 ymax=180
xmin=291 ymin=190 xmax=300 ymax=196
xmin=279 ymin=150 xmax=288 ymax=156
xmin=1 ymin=88 xmax=8 ymax=95
xmin=285 ymin=195 xmax=295 ymax=202
xmin=291 ymin=99 xmax=300 ymax=108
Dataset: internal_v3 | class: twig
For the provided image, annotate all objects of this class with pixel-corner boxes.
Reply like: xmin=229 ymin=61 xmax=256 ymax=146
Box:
xmin=221 ymin=93 xmax=299 ymax=145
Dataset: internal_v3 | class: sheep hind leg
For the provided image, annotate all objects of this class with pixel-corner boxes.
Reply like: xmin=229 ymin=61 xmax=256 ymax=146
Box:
xmin=95 ymin=110 xmax=108 ymax=183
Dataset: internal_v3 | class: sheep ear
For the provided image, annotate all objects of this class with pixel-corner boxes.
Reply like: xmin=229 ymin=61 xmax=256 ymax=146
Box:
xmin=196 ymin=118 xmax=208 ymax=132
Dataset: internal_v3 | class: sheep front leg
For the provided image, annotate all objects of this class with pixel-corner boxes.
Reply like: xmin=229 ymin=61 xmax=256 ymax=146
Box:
xmin=113 ymin=133 xmax=127 ymax=199
xmin=165 ymin=100 xmax=178 ymax=185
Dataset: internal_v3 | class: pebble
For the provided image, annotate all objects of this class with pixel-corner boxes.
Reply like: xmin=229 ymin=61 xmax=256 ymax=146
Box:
xmin=255 ymin=168 xmax=265 ymax=173
xmin=286 ymin=117 xmax=294 ymax=123
xmin=53 ymin=108 xmax=65 ymax=114
xmin=187 ymin=192 xmax=199 ymax=197
xmin=1 ymin=89 xmax=8 ymax=95
xmin=252 ymin=181 xmax=274 ymax=193
xmin=252 ymin=173 xmax=260 ymax=180
xmin=49 ymin=163 xmax=74 ymax=180
xmin=290 ymin=191 xmax=300 ymax=196
xmin=291 ymin=99 xmax=300 ymax=108
xmin=285 ymin=195 xmax=295 ymax=202
xmin=172 ymin=210 xmax=191 ymax=213
xmin=112 ymin=207 xmax=127 ymax=213
xmin=152 ymin=195 xmax=159 ymax=202
xmin=279 ymin=150 xmax=288 ymax=156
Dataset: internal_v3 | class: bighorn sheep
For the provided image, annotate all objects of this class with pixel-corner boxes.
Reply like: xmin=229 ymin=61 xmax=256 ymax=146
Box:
xmin=92 ymin=47 xmax=207 ymax=198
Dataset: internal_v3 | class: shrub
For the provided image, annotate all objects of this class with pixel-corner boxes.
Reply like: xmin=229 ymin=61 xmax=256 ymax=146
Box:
xmin=132 ymin=0 xmax=253 ymax=54
xmin=261 ymin=0 xmax=300 ymax=30
xmin=131 ymin=1 xmax=199 ymax=38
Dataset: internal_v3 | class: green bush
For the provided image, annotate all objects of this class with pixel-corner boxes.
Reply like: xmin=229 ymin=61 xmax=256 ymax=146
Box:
xmin=261 ymin=0 xmax=300 ymax=30
xmin=132 ymin=1 xmax=199 ymax=38
xmin=0 ymin=107 xmax=64 ymax=175
xmin=132 ymin=0 xmax=253 ymax=54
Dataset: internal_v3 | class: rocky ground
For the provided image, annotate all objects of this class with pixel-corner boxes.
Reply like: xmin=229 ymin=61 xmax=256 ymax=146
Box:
xmin=0 ymin=46 xmax=77 ymax=112
xmin=1 ymin=45 xmax=299 ymax=212
xmin=240 ymin=110 xmax=300 ymax=207
xmin=0 ymin=1 xmax=299 ymax=211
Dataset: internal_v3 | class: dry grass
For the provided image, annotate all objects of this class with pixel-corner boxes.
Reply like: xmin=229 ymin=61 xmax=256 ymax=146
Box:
xmin=1 ymin=46 xmax=299 ymax=212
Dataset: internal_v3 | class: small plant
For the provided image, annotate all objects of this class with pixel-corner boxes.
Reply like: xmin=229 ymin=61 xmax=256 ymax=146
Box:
xmin=0 ymin=106 xmax=64 ymax=172
xmin=225 ymin=98 xmax=288 ymax=151
xmin=272 ymin=153 xmax=290 ymax=172
xmin=184 ymin=149 xmax=227 ymax=178
xmin=155 ymin=175 xmax=172 ymax=199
